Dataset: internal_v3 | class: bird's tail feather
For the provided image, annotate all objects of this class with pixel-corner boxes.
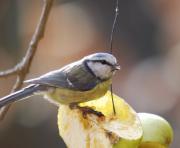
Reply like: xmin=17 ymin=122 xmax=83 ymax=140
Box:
xmin=0 ymin=84 xmax=46 ymax=108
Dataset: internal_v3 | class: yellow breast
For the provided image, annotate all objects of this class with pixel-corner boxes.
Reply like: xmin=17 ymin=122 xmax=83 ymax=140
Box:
xmin=45 ymin=79 xmax=112 ymax=104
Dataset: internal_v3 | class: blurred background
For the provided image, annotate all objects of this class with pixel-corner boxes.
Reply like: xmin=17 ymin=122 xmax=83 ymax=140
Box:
xmin=0 ymin=0 xmax=179 ymax=147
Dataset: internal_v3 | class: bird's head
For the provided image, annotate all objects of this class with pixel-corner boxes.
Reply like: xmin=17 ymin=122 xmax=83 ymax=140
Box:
xmin=84 ymin=52 xmax=120 ymax=80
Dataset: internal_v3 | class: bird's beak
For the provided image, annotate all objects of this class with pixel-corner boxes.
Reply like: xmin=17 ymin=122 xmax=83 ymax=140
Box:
xmin=113 ymin=64 xmax=120 ymax=70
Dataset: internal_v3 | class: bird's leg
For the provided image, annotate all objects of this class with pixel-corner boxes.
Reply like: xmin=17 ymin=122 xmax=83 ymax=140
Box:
xmin=69 ymin=102 xmax=79 ymax=109
xmin=69 ymin=102 xmax=104 ymax=118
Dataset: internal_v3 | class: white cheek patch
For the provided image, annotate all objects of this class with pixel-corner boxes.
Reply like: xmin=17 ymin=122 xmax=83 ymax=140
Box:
xmin=88 ymin=62 xmax=112 ymax=79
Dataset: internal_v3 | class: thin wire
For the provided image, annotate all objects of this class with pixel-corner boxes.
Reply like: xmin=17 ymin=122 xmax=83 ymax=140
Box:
xmin=110 ymin=85 xmax=116 ymax=115
xmin=110 ymin=0 xmax=119 ymax=52
xmin=109 ymin=0 xmax=119 ymax=115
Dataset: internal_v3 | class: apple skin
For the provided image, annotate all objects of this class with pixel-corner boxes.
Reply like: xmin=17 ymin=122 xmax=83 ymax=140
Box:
xmin=138 ymin=113 xmax=173 ymax=148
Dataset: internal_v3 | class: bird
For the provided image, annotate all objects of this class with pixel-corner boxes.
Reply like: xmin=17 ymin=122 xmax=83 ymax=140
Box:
xmin=0 ymin=52 xmax=120 ymax=107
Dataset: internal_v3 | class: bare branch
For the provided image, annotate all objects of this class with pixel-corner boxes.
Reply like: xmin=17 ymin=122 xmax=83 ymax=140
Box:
xmin=0 ymin=67 xmax=18 ymax=77
xmin=0 ymin=0 xmax=54 ymax=121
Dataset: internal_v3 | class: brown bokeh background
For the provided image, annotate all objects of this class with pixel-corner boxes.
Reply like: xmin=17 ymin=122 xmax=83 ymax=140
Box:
xmin=0 ymin=0 xmax=179 ymax=147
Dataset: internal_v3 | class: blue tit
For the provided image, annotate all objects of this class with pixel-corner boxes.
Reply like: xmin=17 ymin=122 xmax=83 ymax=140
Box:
xmin=0 ymin=52 xmax=120 ymax=107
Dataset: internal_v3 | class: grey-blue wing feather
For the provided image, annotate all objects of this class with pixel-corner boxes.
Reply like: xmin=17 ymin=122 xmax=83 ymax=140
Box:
xmin=0 ymin=84 xmax=46 ymax=108
xmin=25 ymin=62 xmax=100 ymax=91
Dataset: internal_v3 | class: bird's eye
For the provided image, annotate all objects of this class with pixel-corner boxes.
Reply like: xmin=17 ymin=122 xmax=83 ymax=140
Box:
xmin=101 ymin=60 xmax=107 ymax=65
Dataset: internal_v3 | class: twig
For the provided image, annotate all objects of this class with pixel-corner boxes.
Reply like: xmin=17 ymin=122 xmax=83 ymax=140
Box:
xmin=0 ymin=0 xmax=54 ymax=121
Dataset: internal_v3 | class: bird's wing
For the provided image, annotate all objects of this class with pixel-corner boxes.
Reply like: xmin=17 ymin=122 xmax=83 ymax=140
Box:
xmin=25 ymin=62 xmax=100 ymax=91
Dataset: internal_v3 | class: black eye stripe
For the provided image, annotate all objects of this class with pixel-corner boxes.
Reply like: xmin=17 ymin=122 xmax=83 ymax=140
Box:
xmin=92 ymin=60 xmax=113 ymax=66
xmin=85 ymin=59 xmax=113 ymax=66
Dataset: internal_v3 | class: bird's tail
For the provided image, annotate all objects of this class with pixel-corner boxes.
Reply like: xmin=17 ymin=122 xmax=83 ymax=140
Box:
xmin=0 ymin=84 xmax=47 ymax=108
